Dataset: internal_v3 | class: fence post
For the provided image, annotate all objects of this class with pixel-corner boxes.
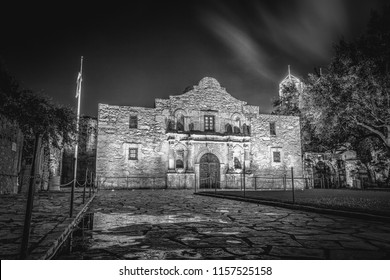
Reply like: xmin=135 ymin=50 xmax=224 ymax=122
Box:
xmin=254 ymin=177 xmax=257 ymax=191
xmin=89 ymin=171 xmax=92 ymax=198
xmin=291 ymin=167 xmax=295 ymax=204
xmin=83 ymin=169 xmax=87 ymax=204
xmin=243 ymin=171 xmax=246 ymax=197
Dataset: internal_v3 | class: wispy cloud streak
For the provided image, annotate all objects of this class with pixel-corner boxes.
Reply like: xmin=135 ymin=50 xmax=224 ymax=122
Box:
xmin=200 ymin=11 xmax=277 ymax=81
xmin=198 ymin=0 xmax=348 ymax=80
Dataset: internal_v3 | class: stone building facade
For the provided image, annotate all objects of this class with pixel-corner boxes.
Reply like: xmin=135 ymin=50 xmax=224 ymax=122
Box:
xmin=96 ymin=77 xmax=303 ymax=190
xmin=0 ymin=114 xmax=23 ymax=194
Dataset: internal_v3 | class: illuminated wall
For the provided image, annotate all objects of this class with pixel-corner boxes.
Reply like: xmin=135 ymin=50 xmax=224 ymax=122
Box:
xmin=96 ymin=77 xmax=303 ymax=189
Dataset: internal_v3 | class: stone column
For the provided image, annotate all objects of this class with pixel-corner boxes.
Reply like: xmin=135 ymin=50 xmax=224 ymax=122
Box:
xmin=244 ymin=144 xmax=250 ymax=170
xmin=187 ymin=142 xmax=193 ymax=171
xmin=168 ymin=142 xmax=175 ymax=171
xmin=227 ymin=143 xmax=233 ymax=170
xmin=184 ymin=149 xmax=188 ymax=171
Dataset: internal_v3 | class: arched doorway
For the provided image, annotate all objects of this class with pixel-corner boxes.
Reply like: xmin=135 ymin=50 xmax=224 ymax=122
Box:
xmin=199 ymin=153 xmax=220 ymax=189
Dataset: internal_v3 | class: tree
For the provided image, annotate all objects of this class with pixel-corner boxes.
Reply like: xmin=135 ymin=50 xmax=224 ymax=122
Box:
xmin=0 ymin=63 xmax=76 ymax=149
xmin=272 ymin=80 xmax=301 ymax=116
xmin=272 ymin=77 xmax=322 ymax=152
xmin=301 ymin=6 xmax=390 ymax=183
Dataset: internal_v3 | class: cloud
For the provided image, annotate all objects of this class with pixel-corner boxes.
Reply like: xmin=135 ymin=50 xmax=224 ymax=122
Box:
xmin=198 ymin=0 xmax=349 ymax=81
xmin=200 ymin=10 xmax=277 ymax=81
xmin=256 ymin=0 xmax=348 ymax=60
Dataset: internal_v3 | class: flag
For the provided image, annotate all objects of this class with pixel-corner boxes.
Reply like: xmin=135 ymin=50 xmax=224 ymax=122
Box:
xmin=75 ymin=71 xmax=82 ymax=98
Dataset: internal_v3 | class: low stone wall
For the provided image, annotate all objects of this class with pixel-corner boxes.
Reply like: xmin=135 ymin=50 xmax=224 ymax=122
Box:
xmin=167 ymin=173 xmax=195 ymax=189
xmin=97 ymin=175 xmax=167 ymax=189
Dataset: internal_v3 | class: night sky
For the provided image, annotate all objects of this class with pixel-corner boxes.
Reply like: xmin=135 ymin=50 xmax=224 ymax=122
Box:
xmin=1 ymin=0 xmax=388 ymax=117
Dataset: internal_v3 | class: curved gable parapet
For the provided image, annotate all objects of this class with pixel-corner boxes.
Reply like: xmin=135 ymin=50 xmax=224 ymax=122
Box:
xmin=165 ymin=77 xmax=254 ymax=112
xmin=154 ymin=77 xmax=259 ymax=116
xmin=197 ymin=77 xmax=222 ymax=89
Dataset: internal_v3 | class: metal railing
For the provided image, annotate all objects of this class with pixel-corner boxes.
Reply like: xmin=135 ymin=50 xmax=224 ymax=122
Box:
xmin=196 ymin=168 xmax=307 ymax=204
xmin=197 ymin=175 xmax=310 ymax=191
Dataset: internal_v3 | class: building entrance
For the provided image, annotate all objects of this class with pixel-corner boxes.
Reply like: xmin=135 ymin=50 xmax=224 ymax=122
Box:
xmin=199 ymin=153 xmax=220 ymax=189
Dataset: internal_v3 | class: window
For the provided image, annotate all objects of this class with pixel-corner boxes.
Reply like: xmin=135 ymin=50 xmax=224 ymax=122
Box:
xmin=270 ymin=122 xmax=276 ymax=136
xmin=234 ymin=157 xmax=242 ymax=169
xmin=176 ymin=159 xmax=184 ymax=169
xmin=204 ymin=115 xmax=215 ymax=131
xmin=243 ymin=124 xmax=251 ymax=135
xmin=129 ymin=116 xmax=138 ymax=128
xmin=273 ymin=151 xmax=281 ymax=163
xmin=246 ymin=125 xmax=251 ymax=135
xmin=167 ymin=119 xmax=175 ymax=131
xmin=128 ymin=148 xmax=138 ymax=160
xmin=225 ymin=123 xmax=232 ymax=134
xmin=234 ymin=117 xmax=241 ymax=134
xmin=177 ymin=115 xmax=184 ymax=131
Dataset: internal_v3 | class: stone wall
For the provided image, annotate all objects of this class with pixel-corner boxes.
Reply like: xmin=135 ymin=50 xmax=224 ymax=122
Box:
xmin=96 ymin=105 xmax=168 ymax=184
xmin=0 ymin=114 xmax=23 ymax=194
xmin=250 ymin=114 xmax=303 ymax=176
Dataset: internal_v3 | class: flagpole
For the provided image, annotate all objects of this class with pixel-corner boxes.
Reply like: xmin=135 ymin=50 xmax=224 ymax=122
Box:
xmin=70 ymin=56 xmax=83 ymax=217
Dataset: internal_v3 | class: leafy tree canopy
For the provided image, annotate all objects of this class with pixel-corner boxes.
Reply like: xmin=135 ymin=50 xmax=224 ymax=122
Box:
xmin=303 ymin=5 xmax=390 ymax=153
xmin=0 ymin=62 xmax=76 ymax=149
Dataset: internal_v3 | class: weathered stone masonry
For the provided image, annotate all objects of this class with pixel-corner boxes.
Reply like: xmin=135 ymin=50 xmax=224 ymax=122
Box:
xmin=0 ymin=114 xmax=23 ymax=194
xmin=96 ymin=77 xmax=303 ymax=189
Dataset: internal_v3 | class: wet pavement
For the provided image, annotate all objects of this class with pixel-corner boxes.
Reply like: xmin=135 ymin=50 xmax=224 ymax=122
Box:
xmin=0 ymin=189 xmax=95 ymax=259
xmin=57 ymin=189 xmax=390 ymax=260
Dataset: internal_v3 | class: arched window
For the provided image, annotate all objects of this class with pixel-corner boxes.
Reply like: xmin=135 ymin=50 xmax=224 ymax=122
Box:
xmin=225 ymin=123 xmax=232 ymax=134
xmin=167 ymin=119 xmax=175 ymax=131
xmin=233 ymin=117 xmax=241 ymax=134
xmin=234 ymin=157 xmax=241 ymax=169
xmin=177 ymin=114 xmax=184 ymax=131
xmin=240 ymin=124 xmax=250 ymax=135
xmin=176 ymin=159 xmax=184 ymax=169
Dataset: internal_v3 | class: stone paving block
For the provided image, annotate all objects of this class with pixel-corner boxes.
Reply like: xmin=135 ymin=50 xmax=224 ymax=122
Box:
xmin=225 ymin=247 xmax=266 ymax=256
xmin=339 ymin=241 xmax=379 ymax=251
xmin=270 ymin=246 xmax=325 ymax=259
xmin=370 ymin=240 xmax=390 ymax=250
xmin=329 ymin=249 xmax=388 ymax=260
xmin=353 ymin=232 xmax=390 ymax=243
xmin=298 ymin=240 xmax=342 ymax=250
xmin=197 ymin=248 xmax=235 ymax=259
xmin=249 ymin=237 xmax=303 ymax=247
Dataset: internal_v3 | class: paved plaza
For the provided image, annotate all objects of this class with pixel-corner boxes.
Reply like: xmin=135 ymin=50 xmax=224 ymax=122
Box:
xmin=58 ymin=189 xmax=390 ymax=260
xmin=0 ymin=190 xmax=94 ymax=259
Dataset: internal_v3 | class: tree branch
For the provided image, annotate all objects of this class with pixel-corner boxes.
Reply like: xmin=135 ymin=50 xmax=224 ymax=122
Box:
xmin=355 ymin=120 xmax=389 ymax=147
